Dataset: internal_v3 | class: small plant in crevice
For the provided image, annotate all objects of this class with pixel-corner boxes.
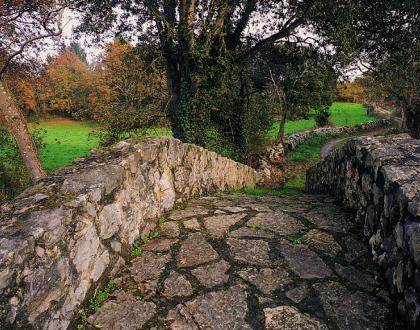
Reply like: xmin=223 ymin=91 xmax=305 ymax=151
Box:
xmin=159 ymin=215 xmax=166 ymax=225
xmin=76 ymin=278 xmax=116 ymax=329
xmin=287 ymin=234 xmax=304 ymax=245
xmin=130 ymin=230 xmax=161 ymax=257
xmin=87 ymin=278 xmax=116 ymax=312
xmin=175 ymin=201 xmax=188 ymax=210
xmin=130 ymin=241 xmax=143 ymax=257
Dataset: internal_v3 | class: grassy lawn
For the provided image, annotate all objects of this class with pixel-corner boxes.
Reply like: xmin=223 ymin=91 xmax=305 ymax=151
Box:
xmin=268 ymin=102 xmax=376 ymax=139
xmin=28 ymin=102 xmax=373 ymax=172
xmin=32 ymin=119 xmax=173 ymax=171
xmin=31 ymin=119 xmax=100 ymax=171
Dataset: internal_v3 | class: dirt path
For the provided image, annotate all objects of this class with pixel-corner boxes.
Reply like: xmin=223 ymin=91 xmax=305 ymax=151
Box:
xmin=320 ymin=137 xmax=350 ymax=159
xmin=320 ymin=128 xmax=390 ymax=159
xmin=84 ymin=193 xmax=401 ymax=329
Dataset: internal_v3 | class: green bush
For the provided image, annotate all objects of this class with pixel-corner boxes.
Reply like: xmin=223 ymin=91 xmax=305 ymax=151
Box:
xmin=314 ymin=106 xmax=331 ymax=127
xmin=0 ymin=128 xmax=45 ymax=202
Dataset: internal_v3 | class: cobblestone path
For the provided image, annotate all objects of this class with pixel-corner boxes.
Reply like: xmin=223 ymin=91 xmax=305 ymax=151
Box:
xmin=87 ymin=194 xmax=400 ymax=329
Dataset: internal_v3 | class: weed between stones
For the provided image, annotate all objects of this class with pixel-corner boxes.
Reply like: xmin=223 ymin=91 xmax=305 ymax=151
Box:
xmin=76 ymin=278 xmax=116 ymax=329
xmin=130 ymin=230 xmax=161 ymax=257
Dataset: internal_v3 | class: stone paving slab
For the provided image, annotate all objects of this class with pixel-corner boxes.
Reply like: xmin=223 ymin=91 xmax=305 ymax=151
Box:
xmin=227 ymin=238 xmax=272 ymax=267
xmin=247 ymin=211 xmax=305 ymax=236
xmin=264 ymin=306 xmax=328 ymax=329
xmin=87 ymin=291 xmax=156 ymax=329
xmin=87 ymin=194 xmax=401 ymax=329
xmin=203 ymin=213 xmax=247 ymax=237
xmin=279 ymin=240 xmax=332 ymax=279
xmin=176 ymin=232 xmax=219 ymax=267
xmin=191 ymin=260 xmax=230 ymax=288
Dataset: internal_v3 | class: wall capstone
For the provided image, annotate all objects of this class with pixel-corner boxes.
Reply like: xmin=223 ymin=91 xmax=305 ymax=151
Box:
xmin=306 ymin=134 xmax=420 ymax=327
xmin=0 ymin=137 xmax=256 ymax=329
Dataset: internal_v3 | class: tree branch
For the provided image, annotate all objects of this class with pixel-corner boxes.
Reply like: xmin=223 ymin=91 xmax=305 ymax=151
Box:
xmin=245 ymin=16 xmax=305 ymax=58
xmin=228 ymin=0 xmax=257 ymax=50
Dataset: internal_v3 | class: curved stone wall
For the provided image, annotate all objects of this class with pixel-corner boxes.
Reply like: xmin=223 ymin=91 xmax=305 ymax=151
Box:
xmin=306 ymin=134 xmax=420 ymax=327
xmin=286 ymin=119 xmax=391 ymax=151
xmin=0 ymin=137 xmax=256 ymax=329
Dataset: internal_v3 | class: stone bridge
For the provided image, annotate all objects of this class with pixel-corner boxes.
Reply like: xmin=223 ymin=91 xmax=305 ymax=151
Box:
xmin=1 ymin=135 xmax=417 ymax=329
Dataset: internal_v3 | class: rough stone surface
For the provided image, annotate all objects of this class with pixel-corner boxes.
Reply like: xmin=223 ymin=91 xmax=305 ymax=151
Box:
xmin=286 ymin=284 xmax=308 ymax=304
xmin=160 ymin=221 xmax=180 ymax=238
xmin=247 ymin=211 xmax=305 ymax=235
xmin=131 ymin=252 xmax=170 ymax=297
xmin=203 ymin=213 xmax=247 ymax=237
xmin=183 ymin=218 xmax=201 ymax=231
xmin=314 ymin=281 xmax=389 ymax=329
xmin=191 ymin=260 xmax=230 ymax=288
xmin=177 ymin=233 xmax=219 ymax=267
xmin=335 ymin=263 xmax=376 ymax=292
xmin=168 ymin=285 xmax=250 ymax=330
xmin=88 ymin=291 xmax=156 ymax=330
xmin=89 ymin=194 xmax=400 ymax=329
xmin=229 ymin=226 xmax=274 ymax=239
xmin=303 ymin=229 xmax=342 ymax=257
xmin=280 ymin=240 xmax=332 ymax=279
xmin=169 ymin=206 xmax=209 ymax=220
xmin=307 ymin=134 xmax=420 ymax=327
xmin=1 ymin=177 xmax=403 ymax=329
xmin=342 ymin=236 xmax=369 ymax=262
xmin=304 ymin=209 xmax=354 ymax=233
xmin=222 ymin=206 xmax=248 ymax=213
xmin=164 ymin=271 xmax=193 ymax=298
xmin=238 ymin=268 xmax=292 ymax=294
xmin=0 ymin=137 xmax=256 ymax=328
xmin=227 ymin=238 xmax=271 ymax=266
xmin=142 ymin=238 xmax=178 ymax=252
xmin=264 ymin=306 xmax=328 ymax=330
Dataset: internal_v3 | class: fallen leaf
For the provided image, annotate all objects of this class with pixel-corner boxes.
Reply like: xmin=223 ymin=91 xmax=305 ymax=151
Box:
xmin=179 ymin=256 xmax=188 ymax=265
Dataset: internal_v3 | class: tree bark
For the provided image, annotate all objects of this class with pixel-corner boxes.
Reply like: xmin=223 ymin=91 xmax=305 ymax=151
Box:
xmin=403 ymin=106 xmax=420 ymax=139
xmin=276 ymin=98 xmax=288 ymax=145
xmin=0 ymin=80 xmax=45 ymax=183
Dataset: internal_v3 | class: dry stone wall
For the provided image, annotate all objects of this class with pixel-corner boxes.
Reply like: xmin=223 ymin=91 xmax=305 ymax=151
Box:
xmin=0 ymin=137 xmax=256 ymax=329
xmin=306 ymin=134 xmax=420 ymax=327
xmin=286 ymin=119 xmax=391 ymax=151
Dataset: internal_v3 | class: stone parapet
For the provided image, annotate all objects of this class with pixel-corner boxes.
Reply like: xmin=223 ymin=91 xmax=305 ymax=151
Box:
xmin=0 ymin=137 xmax=256 ymax=329
xmin=286 ymin=119 xmax=391 ymax=151
xmin=306 ymin=134 xmax=420 ymax=327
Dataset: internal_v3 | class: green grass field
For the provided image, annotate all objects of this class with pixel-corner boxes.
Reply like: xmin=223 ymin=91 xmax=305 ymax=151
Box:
xmin=30 ymin=102 xmax=374 ymax=172
xmin=31 ymin=119 xmax=173 ymax=171
xmin=31 ymin=119 xmax=100 ymax=171
xmin=268 ymin=102 xmax=376 ymax=140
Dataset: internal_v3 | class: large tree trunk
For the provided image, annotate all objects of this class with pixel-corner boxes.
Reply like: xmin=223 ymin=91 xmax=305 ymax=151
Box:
xmin=164 ymin=54 xmax=204 ymax=145
xmin=0 ymin=80 xmax=45 ymax=183
xmin=164 ymin=57 xmax=182 ymax=139
xmin=403 ymin=106 xmax=420 ymax=139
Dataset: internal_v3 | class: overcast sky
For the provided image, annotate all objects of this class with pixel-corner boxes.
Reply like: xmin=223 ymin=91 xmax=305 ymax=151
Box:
xmin=55 ymin=8 xmax=361 ymax=80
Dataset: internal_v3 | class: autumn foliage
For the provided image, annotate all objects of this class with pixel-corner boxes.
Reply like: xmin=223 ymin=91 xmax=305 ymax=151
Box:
xmin=336 ymin=81 xmax=366 ymax=103
xmin=42 ymin=50 xmax=96 ymax=119
xmin=7 ymin=40 xmax=167 ymax=134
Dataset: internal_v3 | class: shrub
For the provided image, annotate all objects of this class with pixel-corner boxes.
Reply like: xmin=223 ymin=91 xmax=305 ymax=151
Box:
xmin=0 ymin=128 xmax=45 ymax=203
xmin=314 ymin=106 xmax=331 ymax=127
